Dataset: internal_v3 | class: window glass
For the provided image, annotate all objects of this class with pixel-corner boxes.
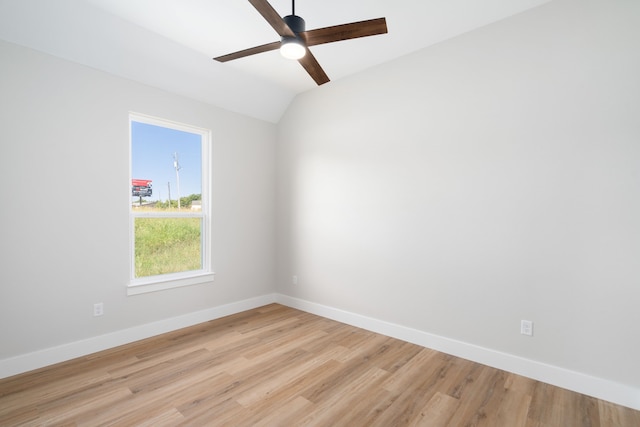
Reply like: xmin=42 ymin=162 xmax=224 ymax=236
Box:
xmin=134 ymin=217 xmax=202 ymax=277
xmin=131 ymin=121 xmax=202 ymax=209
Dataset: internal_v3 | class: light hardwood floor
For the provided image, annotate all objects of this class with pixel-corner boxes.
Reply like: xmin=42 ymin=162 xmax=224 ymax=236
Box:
xmin=1 ymin=304 xmax=638 ymax=426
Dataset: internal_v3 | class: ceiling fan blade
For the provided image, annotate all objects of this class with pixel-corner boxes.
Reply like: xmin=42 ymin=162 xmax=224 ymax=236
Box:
xmin=302 ymin=18 xmax=388 ymax=46
xmin=214 ymin=41 xmax=281 ymax=62
xmin=248 ymin=0 xmax=295 ymax=37
xmin=298 ymin=48 xmax=330 ymax=86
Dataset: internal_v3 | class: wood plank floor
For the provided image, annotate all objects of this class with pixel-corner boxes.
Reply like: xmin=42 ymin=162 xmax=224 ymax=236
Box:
xmin=1 ymin=304 xmax=638 ymax=426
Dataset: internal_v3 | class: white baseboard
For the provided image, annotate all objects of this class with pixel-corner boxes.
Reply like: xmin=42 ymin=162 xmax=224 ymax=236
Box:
xmin=2 ymin=293 xmax=638 ymax=411
xmin=0 ymin=294 xmax=277 ymax=380
xmin=276 ymin=294 xmax=640 ymax=411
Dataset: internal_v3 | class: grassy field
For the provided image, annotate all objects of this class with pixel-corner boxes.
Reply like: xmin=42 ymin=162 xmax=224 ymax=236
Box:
xmin=134 ymin=217 xmax=201 ymax=277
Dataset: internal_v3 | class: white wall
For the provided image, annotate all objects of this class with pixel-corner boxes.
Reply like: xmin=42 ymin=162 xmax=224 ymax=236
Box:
xmin=0 ymin=40 xmax=276 ymax=362
xmin=277 ymin=0 xmax=640 ymax=403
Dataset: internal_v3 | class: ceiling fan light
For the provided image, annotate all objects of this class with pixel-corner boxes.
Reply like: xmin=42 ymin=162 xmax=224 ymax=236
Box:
xmin=280 ymin=38 xmax=306 ymax=60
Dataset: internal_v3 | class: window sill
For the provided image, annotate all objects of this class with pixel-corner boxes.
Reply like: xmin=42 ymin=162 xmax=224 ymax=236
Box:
xmin=127 ymin=272 xmax=215 ymax=296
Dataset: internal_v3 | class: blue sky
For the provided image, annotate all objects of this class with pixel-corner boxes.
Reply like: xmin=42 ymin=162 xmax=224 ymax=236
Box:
xmin=131 ymin=121 xmax=202 ymax=202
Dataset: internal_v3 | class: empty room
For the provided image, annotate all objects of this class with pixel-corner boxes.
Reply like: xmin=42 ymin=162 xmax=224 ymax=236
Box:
xmin=1 ymin=0 xmax=639 ymax=425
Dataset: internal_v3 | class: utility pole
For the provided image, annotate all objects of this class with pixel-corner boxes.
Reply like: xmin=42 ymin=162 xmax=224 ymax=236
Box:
xmin=167 ymin=181 xmax=171 ymax=208
xmin=173 ymin=152 xmax=182 ymax=210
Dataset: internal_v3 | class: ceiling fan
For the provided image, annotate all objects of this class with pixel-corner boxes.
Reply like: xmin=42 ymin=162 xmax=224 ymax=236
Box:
xmin=214 ymin=0 xmax=388 ymax=86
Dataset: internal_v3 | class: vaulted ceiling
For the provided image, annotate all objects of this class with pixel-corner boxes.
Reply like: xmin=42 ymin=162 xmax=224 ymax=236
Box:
xmin=0 ymin=0 xmax=550 ymax=122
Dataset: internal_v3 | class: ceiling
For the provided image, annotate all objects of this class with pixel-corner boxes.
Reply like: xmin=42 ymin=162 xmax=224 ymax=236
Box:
xmin=0 ymin=0 xmax=550 ymax=122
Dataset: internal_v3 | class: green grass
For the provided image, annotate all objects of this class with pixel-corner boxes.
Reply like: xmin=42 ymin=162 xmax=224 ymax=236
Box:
xmin=134 ymin=217 xmax=201 ymax=278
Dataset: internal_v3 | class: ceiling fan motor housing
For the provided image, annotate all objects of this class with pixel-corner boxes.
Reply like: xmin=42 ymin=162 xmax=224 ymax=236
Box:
xmin=283 ymin=14 xmax=305 ymax=35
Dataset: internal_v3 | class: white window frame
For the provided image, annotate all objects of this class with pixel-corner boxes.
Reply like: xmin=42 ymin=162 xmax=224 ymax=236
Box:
xmin=128 ymin=112 xmax=214 ymax=295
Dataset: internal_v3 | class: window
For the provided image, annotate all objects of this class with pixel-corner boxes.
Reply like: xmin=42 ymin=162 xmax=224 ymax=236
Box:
xmin=128 ymin=113 xmax=213 ymax=295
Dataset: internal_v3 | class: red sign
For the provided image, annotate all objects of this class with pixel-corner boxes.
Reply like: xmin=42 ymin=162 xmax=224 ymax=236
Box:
xmin=132 ymin=179 xmax=152 ymax=187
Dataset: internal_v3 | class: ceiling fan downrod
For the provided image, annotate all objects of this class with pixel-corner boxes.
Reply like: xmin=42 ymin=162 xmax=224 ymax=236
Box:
xmin=283 ymin=0 xmax=305 ymax=34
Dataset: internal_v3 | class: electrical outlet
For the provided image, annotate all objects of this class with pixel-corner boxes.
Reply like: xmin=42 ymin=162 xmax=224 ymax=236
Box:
xmin=292 ymin=275 xmax=298 ymax=285
xmin=94 ymin=303 xmax=104 ymax=317
xmin=521 ymin=320 xmax=533 ymax=336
